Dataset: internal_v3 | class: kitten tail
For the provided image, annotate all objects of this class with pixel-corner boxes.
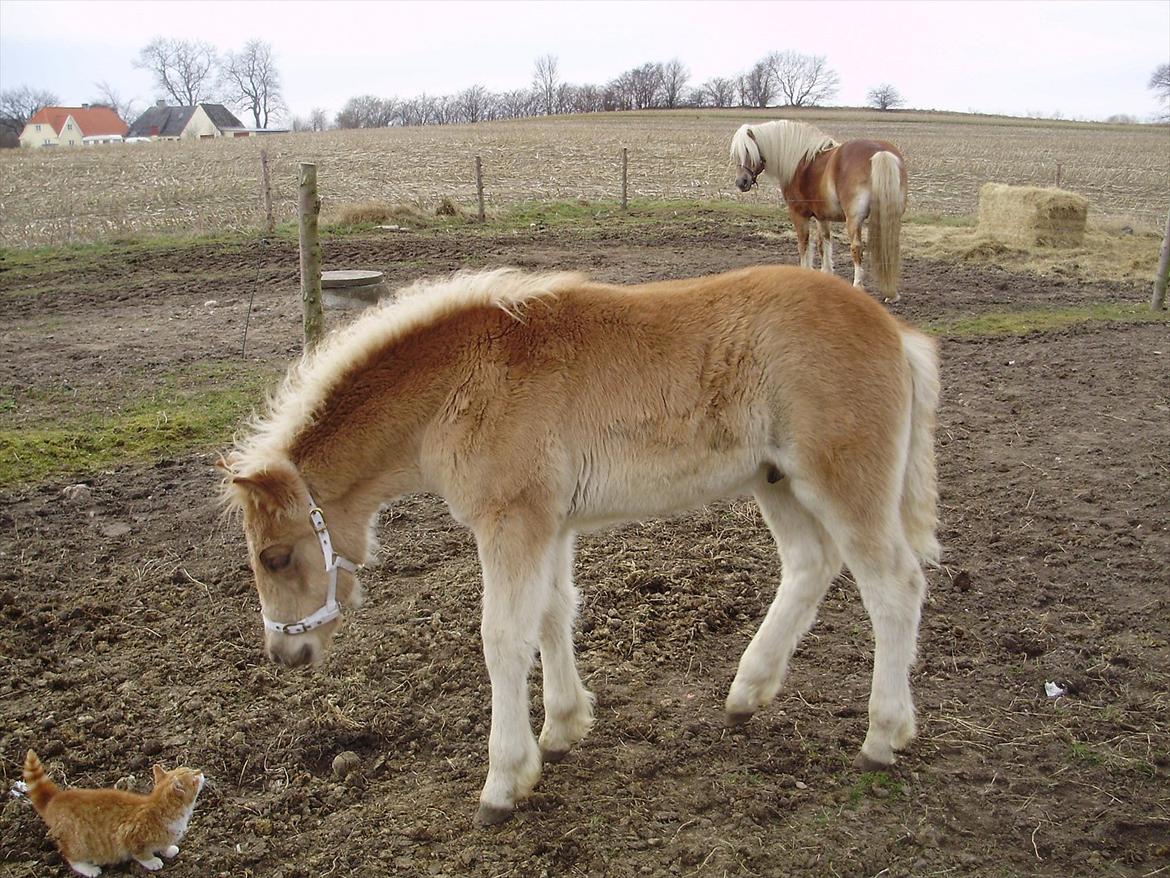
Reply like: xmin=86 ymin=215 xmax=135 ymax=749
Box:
xmin=22 ymin=750 xmax=58 ymax=813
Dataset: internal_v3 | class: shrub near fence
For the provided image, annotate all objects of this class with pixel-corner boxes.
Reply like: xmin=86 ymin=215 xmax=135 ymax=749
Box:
xmin=0 ymin=110 xmax=1166 ymax=248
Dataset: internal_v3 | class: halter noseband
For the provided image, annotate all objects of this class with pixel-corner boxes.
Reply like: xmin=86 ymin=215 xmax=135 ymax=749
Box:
xmin=738 ymin=152 xmax=765 ymax=188
xmin=262 ymin=493 xmax=359 ymax=636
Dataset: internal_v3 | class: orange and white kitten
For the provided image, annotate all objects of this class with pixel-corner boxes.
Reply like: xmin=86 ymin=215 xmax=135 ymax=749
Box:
xmin=22 ymin=749 xmax=204 ymax=877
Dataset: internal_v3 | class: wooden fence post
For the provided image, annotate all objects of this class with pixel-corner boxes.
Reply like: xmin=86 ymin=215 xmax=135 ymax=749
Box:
xmin=475 ymin=155 xmax=485 ymax=222
xmin=1152 ymin=204 xmax=1170 ymax=311
xmin=621 ymin=147 xmax=628 ymax=211
xmin=299 ymin=163 xmax=325 ymax=350
xmin=260 ymin=149 xmax=276 ymax=236
xmin=1054 ymin=163 xmax=1063 ymax=188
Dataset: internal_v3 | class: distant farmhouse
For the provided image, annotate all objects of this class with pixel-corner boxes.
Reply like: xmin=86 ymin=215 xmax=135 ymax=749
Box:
xmin=20 ymin=105 xmax=129 ymax=148
xmin=127 ymin=101 xmax=284 ymax=140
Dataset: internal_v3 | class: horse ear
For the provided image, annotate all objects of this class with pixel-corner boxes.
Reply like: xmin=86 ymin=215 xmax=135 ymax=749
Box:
xmin=230 ymin=459 xmax=303 ymax=518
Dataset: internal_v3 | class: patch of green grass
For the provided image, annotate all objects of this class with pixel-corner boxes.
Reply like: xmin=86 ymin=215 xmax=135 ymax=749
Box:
xmin=847 ymin=771 xmax=905 ymax=805
xmin=926 ymin=302 xmax=1170 ymax=338
xmin=0 ymin=362 xmax=278 ymax=488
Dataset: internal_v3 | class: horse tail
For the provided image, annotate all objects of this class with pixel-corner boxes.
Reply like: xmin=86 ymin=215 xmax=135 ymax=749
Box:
xmin=898 ymin=328 xmax=940 ymax=566
xmin=869 ymin=151 xmax=905 ymax=301
xmin=23 ymin=749 xmax=58 ymax=813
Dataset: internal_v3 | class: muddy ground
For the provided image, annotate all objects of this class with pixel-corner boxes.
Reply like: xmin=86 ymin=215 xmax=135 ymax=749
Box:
xmin=1 ymin=220 xmax=1168 ymax=878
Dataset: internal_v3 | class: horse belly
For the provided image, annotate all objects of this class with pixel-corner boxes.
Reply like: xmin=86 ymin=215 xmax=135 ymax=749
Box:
xmin=566 ymin=445 xmax=765 ymax=530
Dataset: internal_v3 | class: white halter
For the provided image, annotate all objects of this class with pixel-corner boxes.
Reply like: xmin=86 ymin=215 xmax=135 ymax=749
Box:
xmin=262 ymin=493 xmax=359 ymax=636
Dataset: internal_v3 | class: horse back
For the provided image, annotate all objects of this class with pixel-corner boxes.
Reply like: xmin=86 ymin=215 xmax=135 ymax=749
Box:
xmin=429 ymin=266 xmax=911 ymax=526
xmin=788 ymin=139 xmax=907 ymax=221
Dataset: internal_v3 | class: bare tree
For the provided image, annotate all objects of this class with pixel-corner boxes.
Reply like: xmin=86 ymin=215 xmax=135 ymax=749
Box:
xmin=769 ymin=51 xmax=840 ymax=107
xmin=699 ymin=76 xmax=737 ymax=108
xmin=867 ymin=83 xmax=905 ymax=111
xmin=308 ymin=107 xmax=330 ymax=131
xmin=135 ymin=37 xmax=218 ymax=105
xmin=533 ymin=53 xmax=559 ymax=116
xmin=91 ymin=81 xmax=139 ymax=124
xmin=0 ymin=85 xmax=60 ymax=145
xmin=661 ymin=58 xmax=690 ymax=109
xmin=221 ymin=39 xmax=285 ymax=128
xmin=1150 ymin=63 xmax=1170 ymax=121
xmin=455 ymin=85 xmax=490 ymax=123
xmin=741 ymin=59 xmax=776 ymax=108
xmin=335 ymin=95 xmax=397 ymax=129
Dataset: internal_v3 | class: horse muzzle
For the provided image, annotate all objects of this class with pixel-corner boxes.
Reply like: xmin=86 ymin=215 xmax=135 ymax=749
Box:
xmin=266 ymin=635 xmax=324 ymax=667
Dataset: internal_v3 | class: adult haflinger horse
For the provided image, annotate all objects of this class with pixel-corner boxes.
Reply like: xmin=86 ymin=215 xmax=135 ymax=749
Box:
xmin=220 ymin=265 xmax=940 ymax=825
xmin=731 ymin=120 xmax=909 ymax=301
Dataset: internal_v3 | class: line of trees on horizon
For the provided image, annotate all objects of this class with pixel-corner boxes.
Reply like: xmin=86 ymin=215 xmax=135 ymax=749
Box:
xmin=2 ymin=46 xmax=1167 ymax=148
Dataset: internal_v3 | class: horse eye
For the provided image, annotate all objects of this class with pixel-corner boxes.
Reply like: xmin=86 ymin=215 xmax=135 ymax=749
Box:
xmin=260 ymin=545 xmax=293 ymax=573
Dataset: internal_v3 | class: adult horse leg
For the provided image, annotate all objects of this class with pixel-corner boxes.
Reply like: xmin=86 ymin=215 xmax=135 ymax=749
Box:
xmin=816 ymin=218 xmax=834 ymax=274
xmin=791 ymin=210 xmax=813 ymax=270
xmin=846 ymin=214 xmax=865 ymax=288
xmin=726 ymin=480 xmax=842 ymax=724
xmin=537 ymin=532 xmax=595 ymax=762
xmin=474 ymin=515 xmax=557 ymax=825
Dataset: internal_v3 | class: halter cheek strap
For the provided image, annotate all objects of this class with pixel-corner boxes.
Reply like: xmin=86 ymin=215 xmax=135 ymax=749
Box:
xmin=262 ymin=493 xmax=359 ymax=636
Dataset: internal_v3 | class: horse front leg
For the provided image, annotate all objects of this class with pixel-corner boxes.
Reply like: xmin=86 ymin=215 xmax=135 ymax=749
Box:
xmin=538 ymin=532 xmax=594 ymax=762
xmin=791 ymin=212 xmax=813 ymax=269
xmin=474 ymin=517 xmax=557 ymax=825
xmin=816 ymin=218 xmax=834 ymax=274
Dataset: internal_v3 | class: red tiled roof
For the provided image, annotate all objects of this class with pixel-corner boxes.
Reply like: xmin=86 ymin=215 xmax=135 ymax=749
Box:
xmin=27 ymin=106 xmax=129 ymax=137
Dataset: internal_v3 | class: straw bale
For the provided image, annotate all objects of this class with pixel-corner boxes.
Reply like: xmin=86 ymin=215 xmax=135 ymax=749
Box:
xmin=977 ymin=183 xmax=1088 ymax=248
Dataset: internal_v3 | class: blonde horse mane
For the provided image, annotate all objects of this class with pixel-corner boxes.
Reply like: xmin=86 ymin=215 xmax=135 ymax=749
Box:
xmin=730 ymin=120 xmax=839 ymax=187
xmin=226 ymin=267 xmax=587 ymax=480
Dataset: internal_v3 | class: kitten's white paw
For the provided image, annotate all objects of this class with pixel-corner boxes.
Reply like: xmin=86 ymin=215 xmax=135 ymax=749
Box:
xmin=135 ymin=856 xmax=164 ymax=871
xmin=162 ymin=845 xmax=180 ymax=858
xmin=68 ymin=863 xmax=102 ymax=877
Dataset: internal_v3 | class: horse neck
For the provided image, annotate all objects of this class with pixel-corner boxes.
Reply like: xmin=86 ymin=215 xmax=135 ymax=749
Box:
xmin=291 ymin=340 xmax=460 ymax=516
xmin=757 ymin=121 xmax=834 ymax=187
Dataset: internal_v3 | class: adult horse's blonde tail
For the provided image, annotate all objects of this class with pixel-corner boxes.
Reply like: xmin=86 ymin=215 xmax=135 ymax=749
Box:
xmin=869 ymin=151 xmax=905 ymax=301
xmin=899 ymin=328 xmax=940 ymax=565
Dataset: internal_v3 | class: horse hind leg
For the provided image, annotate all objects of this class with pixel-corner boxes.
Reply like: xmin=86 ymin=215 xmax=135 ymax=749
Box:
xmin=847 ymin=214 xmax=865 ymax=288
xmin=726 ymin=480 xmax=842 ymax=724
xmin=537 ymin=533 xmax=595 ymax=762
xmin=841 ymin=535 xmax=926 ymax=768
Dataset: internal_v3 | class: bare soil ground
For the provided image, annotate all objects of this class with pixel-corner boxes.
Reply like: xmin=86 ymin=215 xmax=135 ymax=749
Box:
xmin=1 ymin=223 xmax=1168 ymax=878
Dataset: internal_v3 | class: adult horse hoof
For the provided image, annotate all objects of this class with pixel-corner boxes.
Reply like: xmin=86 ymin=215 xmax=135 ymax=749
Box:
xmin=474 ymin=803 xmax=514 ymax=826
xmin=853 ymin=750 xmax=894 ymax=772
xmin=725 ymin=710 xmax=754 ymax=728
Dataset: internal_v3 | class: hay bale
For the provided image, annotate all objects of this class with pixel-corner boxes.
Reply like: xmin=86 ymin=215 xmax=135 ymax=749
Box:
xmin=977 ymin=183 xmax=1088 ymax=248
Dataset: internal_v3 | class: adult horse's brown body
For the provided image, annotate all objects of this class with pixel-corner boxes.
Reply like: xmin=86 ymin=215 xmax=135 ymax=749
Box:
xmin=732 ymin=120 xmax=909 ymax=301
xmin=221 ymin=265 xmax=940 ymax=824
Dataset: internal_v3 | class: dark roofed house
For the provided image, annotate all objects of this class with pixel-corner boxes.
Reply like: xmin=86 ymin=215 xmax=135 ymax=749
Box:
xmin=128 ymin=101 xmax=247 ymax=140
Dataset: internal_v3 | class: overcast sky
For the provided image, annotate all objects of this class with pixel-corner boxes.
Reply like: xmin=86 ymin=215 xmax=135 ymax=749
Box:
xmin=2 ymin=0 xmax=1168 ymax=122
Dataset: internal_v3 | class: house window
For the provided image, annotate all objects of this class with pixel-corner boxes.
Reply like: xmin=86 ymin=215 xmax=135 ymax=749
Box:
xmin=66 ymin=123 xmax=73 ymax=130
xmin=35 ymin=124 xmax=42 ymax=132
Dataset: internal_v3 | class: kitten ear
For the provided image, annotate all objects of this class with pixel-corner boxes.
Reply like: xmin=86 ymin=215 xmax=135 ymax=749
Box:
xmin=152 ymin=764 xmax=167 ymax=784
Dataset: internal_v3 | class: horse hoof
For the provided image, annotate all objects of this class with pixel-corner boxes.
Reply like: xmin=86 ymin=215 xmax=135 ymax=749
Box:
xmin=474 ymin=803 xmax=514 ymax=826
xmin=853 ymin=750 xmax=894 ymax=772
xmin=541 ymin=748 xmax=570 ymax=764
xmin=725 ymin=710 xmax=754 ymax=728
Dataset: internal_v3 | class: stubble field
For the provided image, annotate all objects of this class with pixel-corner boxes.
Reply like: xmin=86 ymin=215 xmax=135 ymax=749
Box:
xmin=0 ymin=107 xmax=1167 ymax=248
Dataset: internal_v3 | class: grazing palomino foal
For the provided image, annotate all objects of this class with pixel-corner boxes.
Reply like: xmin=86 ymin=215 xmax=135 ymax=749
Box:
xmin=731 ymin=120 xmax=909 ymax=301
xmin=220 ymin=265 xmax=940 ymax=825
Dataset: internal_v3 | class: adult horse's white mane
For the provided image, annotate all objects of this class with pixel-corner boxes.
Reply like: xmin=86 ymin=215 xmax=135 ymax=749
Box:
xmin=730 ymin=120 xmax=840 ymax=186
xmin=230 ymin=268 xmax=585 ymax=471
